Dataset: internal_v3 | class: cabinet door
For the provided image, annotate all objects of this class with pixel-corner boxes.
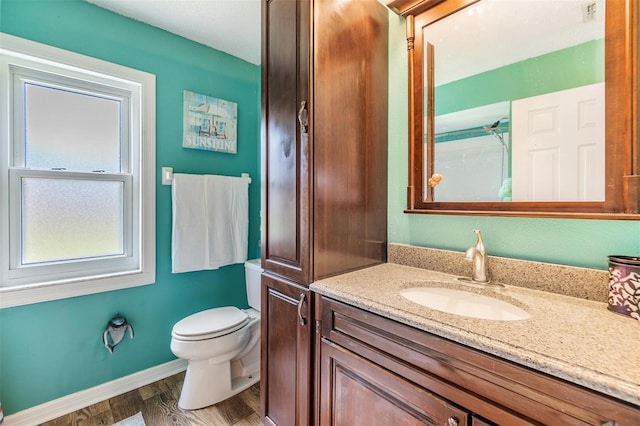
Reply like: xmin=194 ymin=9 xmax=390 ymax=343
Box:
xmin=262 ymin=0 xmax=312 ymax=284
xmin=313 ymin=0 xmax=388 ymax=279
xmin=319 ymin=339 xmax=469 ymax=426
xmin=261 ymin=274 xmax=312 ymax=426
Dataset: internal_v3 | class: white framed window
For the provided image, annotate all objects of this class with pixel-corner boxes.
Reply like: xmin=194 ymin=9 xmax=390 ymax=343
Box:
xmin=0 ymin=34 xmax=156 ymax=308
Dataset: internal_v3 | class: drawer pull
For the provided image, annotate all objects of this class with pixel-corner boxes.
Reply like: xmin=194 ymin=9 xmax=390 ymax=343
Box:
xmin=447 ymin=416 xmax=459 ymax=426
xmin=297 ymin=293 xmax=306 ymax=326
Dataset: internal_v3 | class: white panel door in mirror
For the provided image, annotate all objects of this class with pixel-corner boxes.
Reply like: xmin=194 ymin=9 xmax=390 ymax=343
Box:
xmin=511 ymin=82 xmax=604 ymax=201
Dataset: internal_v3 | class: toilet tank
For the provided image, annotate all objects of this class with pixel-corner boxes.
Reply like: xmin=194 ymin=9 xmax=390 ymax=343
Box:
xmin=244 ymin=259 xmax=263 ymax=311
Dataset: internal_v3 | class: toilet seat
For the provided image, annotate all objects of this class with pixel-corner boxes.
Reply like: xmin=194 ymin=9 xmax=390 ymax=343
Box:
xmin=172 ymin=306 xmax=249 ymax=341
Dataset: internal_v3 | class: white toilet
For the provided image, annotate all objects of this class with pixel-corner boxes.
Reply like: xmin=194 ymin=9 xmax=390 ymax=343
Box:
xmin=170 ymin=259 xmax=263 ymax=410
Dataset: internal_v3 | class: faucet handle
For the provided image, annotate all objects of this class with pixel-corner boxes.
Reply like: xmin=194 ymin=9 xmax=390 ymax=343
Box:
xmin=467 ymin=229 xmax=489 ymax=283
xmin=472 ymin=229 xmax=486 ymax=252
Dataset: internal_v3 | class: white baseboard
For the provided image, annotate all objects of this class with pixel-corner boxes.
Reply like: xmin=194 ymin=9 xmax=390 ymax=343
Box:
xmin=5 ymin=358 xmax=187 ymax=426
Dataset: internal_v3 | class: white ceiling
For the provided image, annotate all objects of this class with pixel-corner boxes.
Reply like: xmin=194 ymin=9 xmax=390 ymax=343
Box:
xmin=427 ymin=0 xmax=604 ymax=85
xmin=85 ymin=0 xmax=603 ymax=76
xmin=86 ymin=0 xmax=262 ymax=65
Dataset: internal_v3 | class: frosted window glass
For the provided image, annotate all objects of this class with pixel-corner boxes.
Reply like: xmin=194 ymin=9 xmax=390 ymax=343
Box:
xmin=21 ymin=178 xmax=124 ymax=264
xmin=24 ymin=83 xmax=121 ymax=172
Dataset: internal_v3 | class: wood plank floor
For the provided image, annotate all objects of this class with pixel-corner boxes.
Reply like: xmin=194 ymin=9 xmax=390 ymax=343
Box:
xmin=39 ymin=371 xmax=262 ymax=426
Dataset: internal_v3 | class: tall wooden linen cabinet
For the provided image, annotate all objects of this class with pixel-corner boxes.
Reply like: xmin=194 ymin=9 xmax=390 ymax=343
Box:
xmin=260 ymin=0 xmax=389 ymax=424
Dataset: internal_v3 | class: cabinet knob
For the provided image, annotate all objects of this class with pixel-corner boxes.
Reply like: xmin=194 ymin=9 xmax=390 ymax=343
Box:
xmin=297 ymin=293 xmax=306 ymax=326
xmin=601 ymin=422 xmax=618 ymax=426
xmin=447 ymin=416 xmax=459 ymax=426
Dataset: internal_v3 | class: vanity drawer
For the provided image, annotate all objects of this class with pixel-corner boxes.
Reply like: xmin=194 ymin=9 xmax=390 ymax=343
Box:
xmin=317 ymin=295 xmax=640 ymax=425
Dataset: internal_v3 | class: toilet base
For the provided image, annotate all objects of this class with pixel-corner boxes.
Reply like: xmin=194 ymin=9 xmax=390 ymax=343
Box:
xmin=178 ymin=357 xmax=260 ymax=410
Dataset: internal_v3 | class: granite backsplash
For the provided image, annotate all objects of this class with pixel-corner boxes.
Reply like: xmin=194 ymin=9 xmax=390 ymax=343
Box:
xmin=388 ymin=243 xmax=609 ymax=302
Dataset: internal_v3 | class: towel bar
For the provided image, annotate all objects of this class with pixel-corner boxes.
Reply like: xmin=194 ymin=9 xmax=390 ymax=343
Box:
xmin=161 ymin=167 xmax=251 ymax=185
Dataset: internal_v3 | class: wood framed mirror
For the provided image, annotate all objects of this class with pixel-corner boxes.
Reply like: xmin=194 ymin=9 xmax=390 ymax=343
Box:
xmin=387 ymin=0 xmax=639 ymax=218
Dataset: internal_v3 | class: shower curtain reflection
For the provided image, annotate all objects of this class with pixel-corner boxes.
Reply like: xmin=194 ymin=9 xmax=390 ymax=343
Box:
xmin=433 ymin=128 xmax=511 ymax=202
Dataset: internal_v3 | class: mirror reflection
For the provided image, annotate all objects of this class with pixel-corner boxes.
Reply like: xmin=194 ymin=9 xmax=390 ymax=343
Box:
xmin=424 ymin=0 xmax=605 ymax=202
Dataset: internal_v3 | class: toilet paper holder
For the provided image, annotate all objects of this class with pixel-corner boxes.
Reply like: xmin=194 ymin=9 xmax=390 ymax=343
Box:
xmin=103 ymin=314 xmax=134 ymax=353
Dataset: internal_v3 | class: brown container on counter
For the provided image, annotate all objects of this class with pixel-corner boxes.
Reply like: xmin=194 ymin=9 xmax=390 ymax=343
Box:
xmin=608 ymin=255 xmax=640 ymax=321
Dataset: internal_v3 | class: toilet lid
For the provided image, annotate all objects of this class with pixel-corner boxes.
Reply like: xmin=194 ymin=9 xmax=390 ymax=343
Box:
xmin=172 ymin=306 xmax=249 ymax=340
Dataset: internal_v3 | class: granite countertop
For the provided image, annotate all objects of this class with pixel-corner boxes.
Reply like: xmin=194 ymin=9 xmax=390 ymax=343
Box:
xmin=310 ymin=263 xmax=640 ymax=406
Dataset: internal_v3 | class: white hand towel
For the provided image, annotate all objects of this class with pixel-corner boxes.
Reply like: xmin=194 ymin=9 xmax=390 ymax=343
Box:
xmin=205 ymin=174 xmax=248 ymax=269
xmin=172 ymin=174 xmax=209 ymax=273
xmin=171 ymin=173 xmax=248 ymax=273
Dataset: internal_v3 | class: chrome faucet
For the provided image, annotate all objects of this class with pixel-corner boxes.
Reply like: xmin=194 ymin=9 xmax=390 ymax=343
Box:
xmin=465 ymin=229 xmax=489 ymax=283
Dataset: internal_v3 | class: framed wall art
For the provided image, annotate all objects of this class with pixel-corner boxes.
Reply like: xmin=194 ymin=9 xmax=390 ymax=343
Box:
xmin=183 ymin=90 xmax=238 ymax=153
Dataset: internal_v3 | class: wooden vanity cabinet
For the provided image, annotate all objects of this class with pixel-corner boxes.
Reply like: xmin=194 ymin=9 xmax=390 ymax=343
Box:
xmin=316 ymin=294 xmax=640 ymax=426
xmin=261 ymin=274 xmax=312 ymax=426
xmin=261 ymin=0 xmax=388 ymax=424
xmin=261 ymin=1 xmax=313 ymax=421
xmin=261 ymin=0 xmax=389 ymax=282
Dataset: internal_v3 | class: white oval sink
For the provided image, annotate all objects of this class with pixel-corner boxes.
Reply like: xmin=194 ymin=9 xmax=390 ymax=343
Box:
xmin=400 ymin=287 xmax=530 ymax=321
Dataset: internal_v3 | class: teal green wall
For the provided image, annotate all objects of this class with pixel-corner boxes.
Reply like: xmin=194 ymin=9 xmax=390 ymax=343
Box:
xmin=0 ymin=0 xmax=261 ymax=415
xmin=387 ymin=12 xmax=640 ymax=269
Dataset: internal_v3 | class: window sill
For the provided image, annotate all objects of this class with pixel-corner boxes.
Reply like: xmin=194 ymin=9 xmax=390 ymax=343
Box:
xmin=0 ymin=270 xmax=155 ymax=308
